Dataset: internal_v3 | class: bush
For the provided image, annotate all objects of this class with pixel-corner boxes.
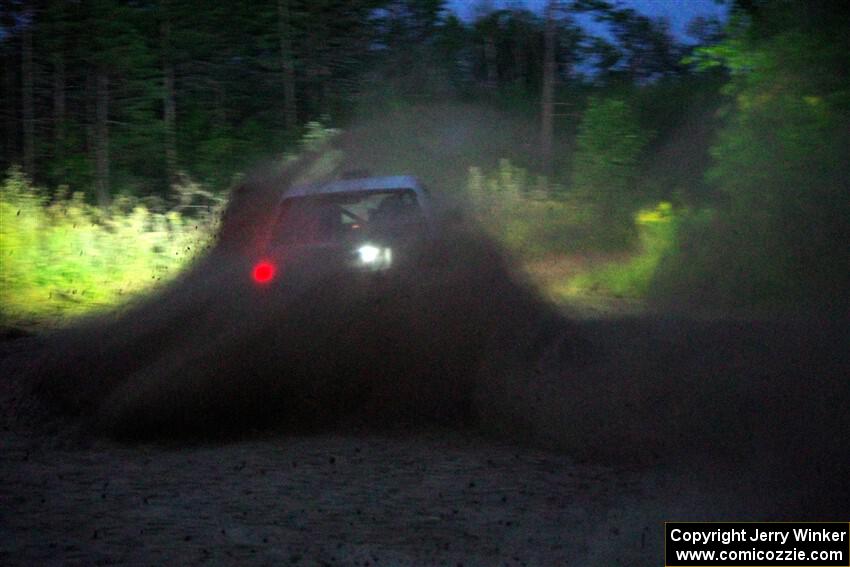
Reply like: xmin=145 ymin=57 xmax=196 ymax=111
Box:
xmin=660 ymin=10 xmax=850 ymax=311
xmin=648 ymin=204 xmax=848 ymax=311
xmin=466 ymin=159 xmax=636 ymax=258
xmin=0 ymin=168 xmax=223 ymax=325
xmin=563 ymin=202 xmax=682 ymax=299
xmin=571 ymin=97 xmax=652 ymax=226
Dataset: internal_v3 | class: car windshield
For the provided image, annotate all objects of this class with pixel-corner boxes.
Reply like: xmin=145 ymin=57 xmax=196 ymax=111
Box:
xmin=273 ymin=189 xmax=425 ymax=245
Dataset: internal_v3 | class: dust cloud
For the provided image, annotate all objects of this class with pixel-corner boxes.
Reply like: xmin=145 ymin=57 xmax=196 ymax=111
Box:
xmin=24 ymin=105 xmax=850 ymax=519
xmin=29 ymin=139 xmax=577 ymax=440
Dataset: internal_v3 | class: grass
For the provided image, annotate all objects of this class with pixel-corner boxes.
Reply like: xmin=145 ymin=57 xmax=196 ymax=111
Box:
xmin=0 ymin=167 xmax=223 ymax=326
xmin=554 ymin=202 xmax=680 ymax=301
xmin=1 ymin=154 xmax=678 ymax=329
xmin=464 ymin=160 xmax=689 ymax=313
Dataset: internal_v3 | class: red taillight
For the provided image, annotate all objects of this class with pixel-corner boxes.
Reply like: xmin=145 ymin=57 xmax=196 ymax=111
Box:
xmin=252 ymin=261 xmax=276 ymax=284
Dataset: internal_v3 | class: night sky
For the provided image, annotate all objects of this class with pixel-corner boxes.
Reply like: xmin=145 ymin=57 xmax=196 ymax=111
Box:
xmin=447 ymin=0 xmax=730 ymax=41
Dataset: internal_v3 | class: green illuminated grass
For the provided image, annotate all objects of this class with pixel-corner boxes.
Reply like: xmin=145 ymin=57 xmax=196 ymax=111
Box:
xmin=466 ymin=159 xmax=635 ymax=259
xmin=0 ymin=168 xmax=223 ymax=326
xmin=557 ymin=202 xmax=681 ymax=300
xmin=466 ymin=161 xmax=680 ymax=307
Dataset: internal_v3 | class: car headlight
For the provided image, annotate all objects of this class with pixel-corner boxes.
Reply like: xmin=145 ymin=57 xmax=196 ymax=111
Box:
xmin=355 ymin=244 xmax=392 ymax=270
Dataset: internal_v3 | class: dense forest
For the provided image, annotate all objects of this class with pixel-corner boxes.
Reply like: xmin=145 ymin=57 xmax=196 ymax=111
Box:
xmin=1 ymin=0 xmax=713 ymax=194
xmin=1 ymin=0 xmax=849 ymax=320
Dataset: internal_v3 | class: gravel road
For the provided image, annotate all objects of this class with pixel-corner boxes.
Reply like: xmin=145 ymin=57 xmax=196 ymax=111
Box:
xmin=0 ymin=334 xmax=773 ymax=566
xmin=3 ymin=312 xmax=847 ymax=566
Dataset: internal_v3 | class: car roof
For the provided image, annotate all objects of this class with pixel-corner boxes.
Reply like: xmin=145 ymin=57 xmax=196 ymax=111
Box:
xmin=285 ymin=175 xmax=422 ymax=198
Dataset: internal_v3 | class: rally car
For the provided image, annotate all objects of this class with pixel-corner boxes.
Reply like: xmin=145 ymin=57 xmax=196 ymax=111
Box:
xmin=251 ymin=175 xmax=436 ymax=285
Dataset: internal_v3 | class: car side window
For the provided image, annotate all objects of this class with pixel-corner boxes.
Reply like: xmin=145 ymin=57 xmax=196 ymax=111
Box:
xmin=274 ymin=189 xmax=426 ymax=245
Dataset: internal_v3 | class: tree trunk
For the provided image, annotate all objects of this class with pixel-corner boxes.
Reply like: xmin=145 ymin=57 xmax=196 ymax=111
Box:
xmin=161 ymin=3 xmax=178 ymax=184
xmin=22 ymin=19 xmax=35 ymax=180
xmin=278 ymin=0 xmax=297 ymax=131
xmin=164 ymin=61 xmax=177 ymax=184
xmin=305 ymin=1 xmax=327 ymax=118
xmin=3 ymin=44 xmax=17 ymax=164
xmin=540 ymin=0 xmax=557 ymax=174
xmin=212 ymin=79 xmax=226 ymax=129
xmin=95 ymin=70 xmax=110 ymax=205
xmin=513 ymin=25 xmax=526 ymax=85
xmin=484 ymin=32 xmax=498 ymax=89
xmin=86 ymin=70 xmax=95 ymax=164
xmin=53 ymin=52 xmax=66 ymax=178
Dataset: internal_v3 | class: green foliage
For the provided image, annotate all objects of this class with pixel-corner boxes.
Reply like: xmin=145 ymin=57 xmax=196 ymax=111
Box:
xmin=466 ymin=159 xmax=637 ymax=258
xmin=654 ymin=3 xmax=850 ymax=309
xmin=564 ymin=202 xmax=682 ymax=298
xmin=468 ymin=160 xmax=559 ymax=257
xmin=4 ymin=0 xmax=845 ymax=315
xmin=648 ymin=207 xmax=757 ymax=307
xmin=0 ymin=168 xmax=223 ymax=325
xmin=571 ymin=97 xmax=652 ymax=227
